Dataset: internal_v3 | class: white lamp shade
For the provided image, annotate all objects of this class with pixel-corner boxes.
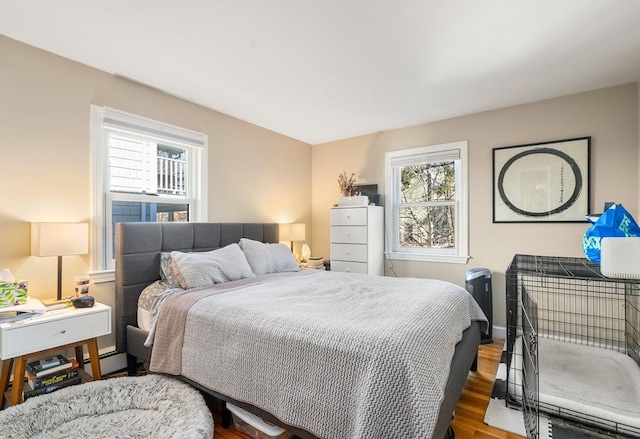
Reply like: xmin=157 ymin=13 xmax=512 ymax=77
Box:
xmin=279 ymin=224 xmax=291 ymax=242
xmin=31 ymin=223 xmax=89 ymax=256
xmin=291 ymin=223 xmax=306 ymax=241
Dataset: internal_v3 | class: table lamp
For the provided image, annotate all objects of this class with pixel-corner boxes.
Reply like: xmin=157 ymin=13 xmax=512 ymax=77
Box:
xmin=31 ymin=222 xmax=89 ymax=300
xmin=279 ymin=223 xmax=306 ymax=252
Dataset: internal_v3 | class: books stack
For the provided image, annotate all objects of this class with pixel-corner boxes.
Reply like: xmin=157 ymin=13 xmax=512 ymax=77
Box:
xmin=24 ymin=354 xmax=82 ymax=400
xmin=307 ymin=256 xmax=324 ymax=269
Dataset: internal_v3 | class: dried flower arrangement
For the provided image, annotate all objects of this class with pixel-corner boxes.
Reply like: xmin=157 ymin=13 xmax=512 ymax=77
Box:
xmin=337 ymin=171 xmax=360 ymax=197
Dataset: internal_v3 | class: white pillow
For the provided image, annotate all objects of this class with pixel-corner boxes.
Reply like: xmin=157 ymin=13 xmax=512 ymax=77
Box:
xmin=239 ymin=238 xmax=300 ymax=275
xmin=170 ymin=244 xmax=255 ymax=289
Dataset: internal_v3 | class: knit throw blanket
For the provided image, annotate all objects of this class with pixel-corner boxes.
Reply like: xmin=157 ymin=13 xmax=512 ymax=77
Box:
xmin=150 ymin=271 xmax=487 ymax=439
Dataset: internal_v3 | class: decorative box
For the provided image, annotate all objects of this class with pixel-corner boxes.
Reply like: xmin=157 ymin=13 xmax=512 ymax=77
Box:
xmin=337 ymin=196 xmax=369 ymax=207
xmin=0 ymin=281 xmax=28 ymax=307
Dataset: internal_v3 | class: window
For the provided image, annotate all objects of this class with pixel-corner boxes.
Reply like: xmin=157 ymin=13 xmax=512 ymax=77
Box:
xmin=90 ymin=106 xmax=208 ymax=281
xmin=385 ymin=141 xmax=469 ymax=264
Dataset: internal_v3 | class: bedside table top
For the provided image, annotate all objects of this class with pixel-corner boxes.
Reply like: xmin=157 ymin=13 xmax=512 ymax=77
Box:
xmin=0 ymin=302 xmax=109 ymax=328
xmin=0 ymin=302 xmax=112 ymax=360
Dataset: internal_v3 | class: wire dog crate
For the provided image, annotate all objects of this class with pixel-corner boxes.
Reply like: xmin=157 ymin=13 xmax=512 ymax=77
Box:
xmin=506 ymin=254 xmax=640 ymax=439
xmin=520 ymin=285 xmax=539 ymax=439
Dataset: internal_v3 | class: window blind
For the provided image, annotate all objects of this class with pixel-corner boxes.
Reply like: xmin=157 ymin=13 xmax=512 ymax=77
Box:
xmin=389 ymin=148 xmax=460 ymax=168
xmin=103 ymin=107 xmax=205 ymax=148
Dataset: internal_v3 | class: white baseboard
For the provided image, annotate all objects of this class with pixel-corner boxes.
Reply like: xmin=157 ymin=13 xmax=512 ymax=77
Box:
xmin=492 ymin=325 xmax=506 ymax=341
xmin=81 ymin=346 xmax=127 ymax=377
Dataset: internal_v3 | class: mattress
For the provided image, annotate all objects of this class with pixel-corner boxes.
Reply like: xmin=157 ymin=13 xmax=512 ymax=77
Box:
xmin=509 ymin=336 xmax=640 ymax=431
xmin=137 ymin=306 xmax=151 ymax=332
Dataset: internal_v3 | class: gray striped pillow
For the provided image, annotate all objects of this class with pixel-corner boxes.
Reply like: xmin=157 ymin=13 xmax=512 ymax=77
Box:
xmin=170 ymin=244 xmax=255 ymax=289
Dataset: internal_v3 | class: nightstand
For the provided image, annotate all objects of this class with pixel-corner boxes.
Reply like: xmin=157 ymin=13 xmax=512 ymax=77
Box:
xmin=0 ymin=302 xmax=111 ymax=407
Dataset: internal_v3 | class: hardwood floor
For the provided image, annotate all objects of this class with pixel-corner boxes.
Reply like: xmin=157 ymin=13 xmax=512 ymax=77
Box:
xmin=209 ymin=339 xmax=526 ymax=439
xmin=451 ymin=339 xmax=525 ymax=439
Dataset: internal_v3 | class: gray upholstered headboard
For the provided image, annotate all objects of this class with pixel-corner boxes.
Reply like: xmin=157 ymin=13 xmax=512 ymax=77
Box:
xmin=114 ymin=222 xmax=279 ymax=352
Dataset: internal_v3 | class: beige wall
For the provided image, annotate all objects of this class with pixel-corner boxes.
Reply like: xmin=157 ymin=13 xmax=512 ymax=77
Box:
xmin=0 ymin=36 xmax=312 ymax=351
xmin=312 ymin=83 xmax=639 ymax=328
xmin=1 ymin=34 xmax=638 ymax=344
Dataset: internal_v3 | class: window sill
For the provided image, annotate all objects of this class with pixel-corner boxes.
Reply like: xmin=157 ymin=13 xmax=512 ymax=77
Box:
xmin=89 ymin=269 xmax=115 ymax=284
xmin=386 ymin=252 xmax=470 ymax=264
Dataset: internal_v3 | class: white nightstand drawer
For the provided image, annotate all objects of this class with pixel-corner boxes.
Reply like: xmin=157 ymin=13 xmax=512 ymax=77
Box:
xmin=330 ymin=208 xmax=368 ymax=226
xmin=331 ymin=261 xmax=368 ymax=274
xmin=1 ymin=305 xmax=111 ymax=359
xmin=331 ymin=244 xmax=368 ymax=263
xmin=330 ymin=226 xmax=367 ymax=244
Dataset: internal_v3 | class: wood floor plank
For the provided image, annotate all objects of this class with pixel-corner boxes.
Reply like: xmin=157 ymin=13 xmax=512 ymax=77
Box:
xmin=211 ymin=339 xmax=525 ymax=439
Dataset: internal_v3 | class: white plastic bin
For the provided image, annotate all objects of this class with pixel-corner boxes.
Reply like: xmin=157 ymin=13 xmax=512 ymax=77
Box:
xmin=226 ymin=403 xmax=291 ymax=439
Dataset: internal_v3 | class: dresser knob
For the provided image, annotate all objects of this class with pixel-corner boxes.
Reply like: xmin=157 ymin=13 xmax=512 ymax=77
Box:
xmin=60 ymin=330 xmax=66 ymax=334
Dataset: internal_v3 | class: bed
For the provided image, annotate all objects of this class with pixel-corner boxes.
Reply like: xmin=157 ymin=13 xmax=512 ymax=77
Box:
xmin=115 ymin=222 xmax=486 ymax=439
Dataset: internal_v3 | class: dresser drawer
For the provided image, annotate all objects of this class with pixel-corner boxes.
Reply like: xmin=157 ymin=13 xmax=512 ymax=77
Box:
xmin=330 ymin=226 xmax=367 ymax=244
xmin=331 ymin=260 xmax=369 ymax=274
xmin=330 ymin=208 xmax=368 ymax=226
xmin=1 ymin=308 xmax=111 ymax=359
xmin=331 ymin=243 xmax=368 ymax=263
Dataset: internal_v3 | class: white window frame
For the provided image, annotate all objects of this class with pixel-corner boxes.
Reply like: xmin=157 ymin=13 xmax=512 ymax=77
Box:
xmin=385 ymin=140 xmax=469 ymax=264
xmin=90 ymin=105 xmax=208 ymax=282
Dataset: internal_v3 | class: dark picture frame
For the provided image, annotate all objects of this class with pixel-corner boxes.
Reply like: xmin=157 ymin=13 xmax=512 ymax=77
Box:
xmin=493 ymin=137 xmax=590 ymax=223
xmin=354 ymin=184 xmax=379 ymax=206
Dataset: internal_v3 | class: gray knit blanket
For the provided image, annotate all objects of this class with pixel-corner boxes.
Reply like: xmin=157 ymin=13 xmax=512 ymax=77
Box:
xmin=150 ymin=271 xmax=487 ymax=439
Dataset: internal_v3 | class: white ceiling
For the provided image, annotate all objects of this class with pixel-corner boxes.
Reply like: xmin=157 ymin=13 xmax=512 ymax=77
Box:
xmin=1 ymin=1 xmax=639 ymax=145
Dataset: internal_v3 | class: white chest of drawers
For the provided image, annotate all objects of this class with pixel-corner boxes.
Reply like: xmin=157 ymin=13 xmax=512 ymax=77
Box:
xmin=330 ymin=206 xmax=384 ymax=275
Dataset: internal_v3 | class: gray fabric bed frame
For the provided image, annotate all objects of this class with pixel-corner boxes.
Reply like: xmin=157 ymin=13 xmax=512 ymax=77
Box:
xmin=115 ymin=222 xmax=480 ymax=439
xmin=115 ymin=222 xmax=279 ymax=353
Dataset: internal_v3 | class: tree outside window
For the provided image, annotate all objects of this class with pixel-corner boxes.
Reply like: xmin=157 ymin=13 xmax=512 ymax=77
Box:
xmin=399 ymin=162 xmax=455 ymax=249
xmin=385 ymin=141 xmax=469 ymax=264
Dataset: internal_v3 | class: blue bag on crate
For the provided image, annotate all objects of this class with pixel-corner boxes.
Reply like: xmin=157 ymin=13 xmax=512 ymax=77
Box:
xmin=583 ymin=204 xmax=640 ymax=263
